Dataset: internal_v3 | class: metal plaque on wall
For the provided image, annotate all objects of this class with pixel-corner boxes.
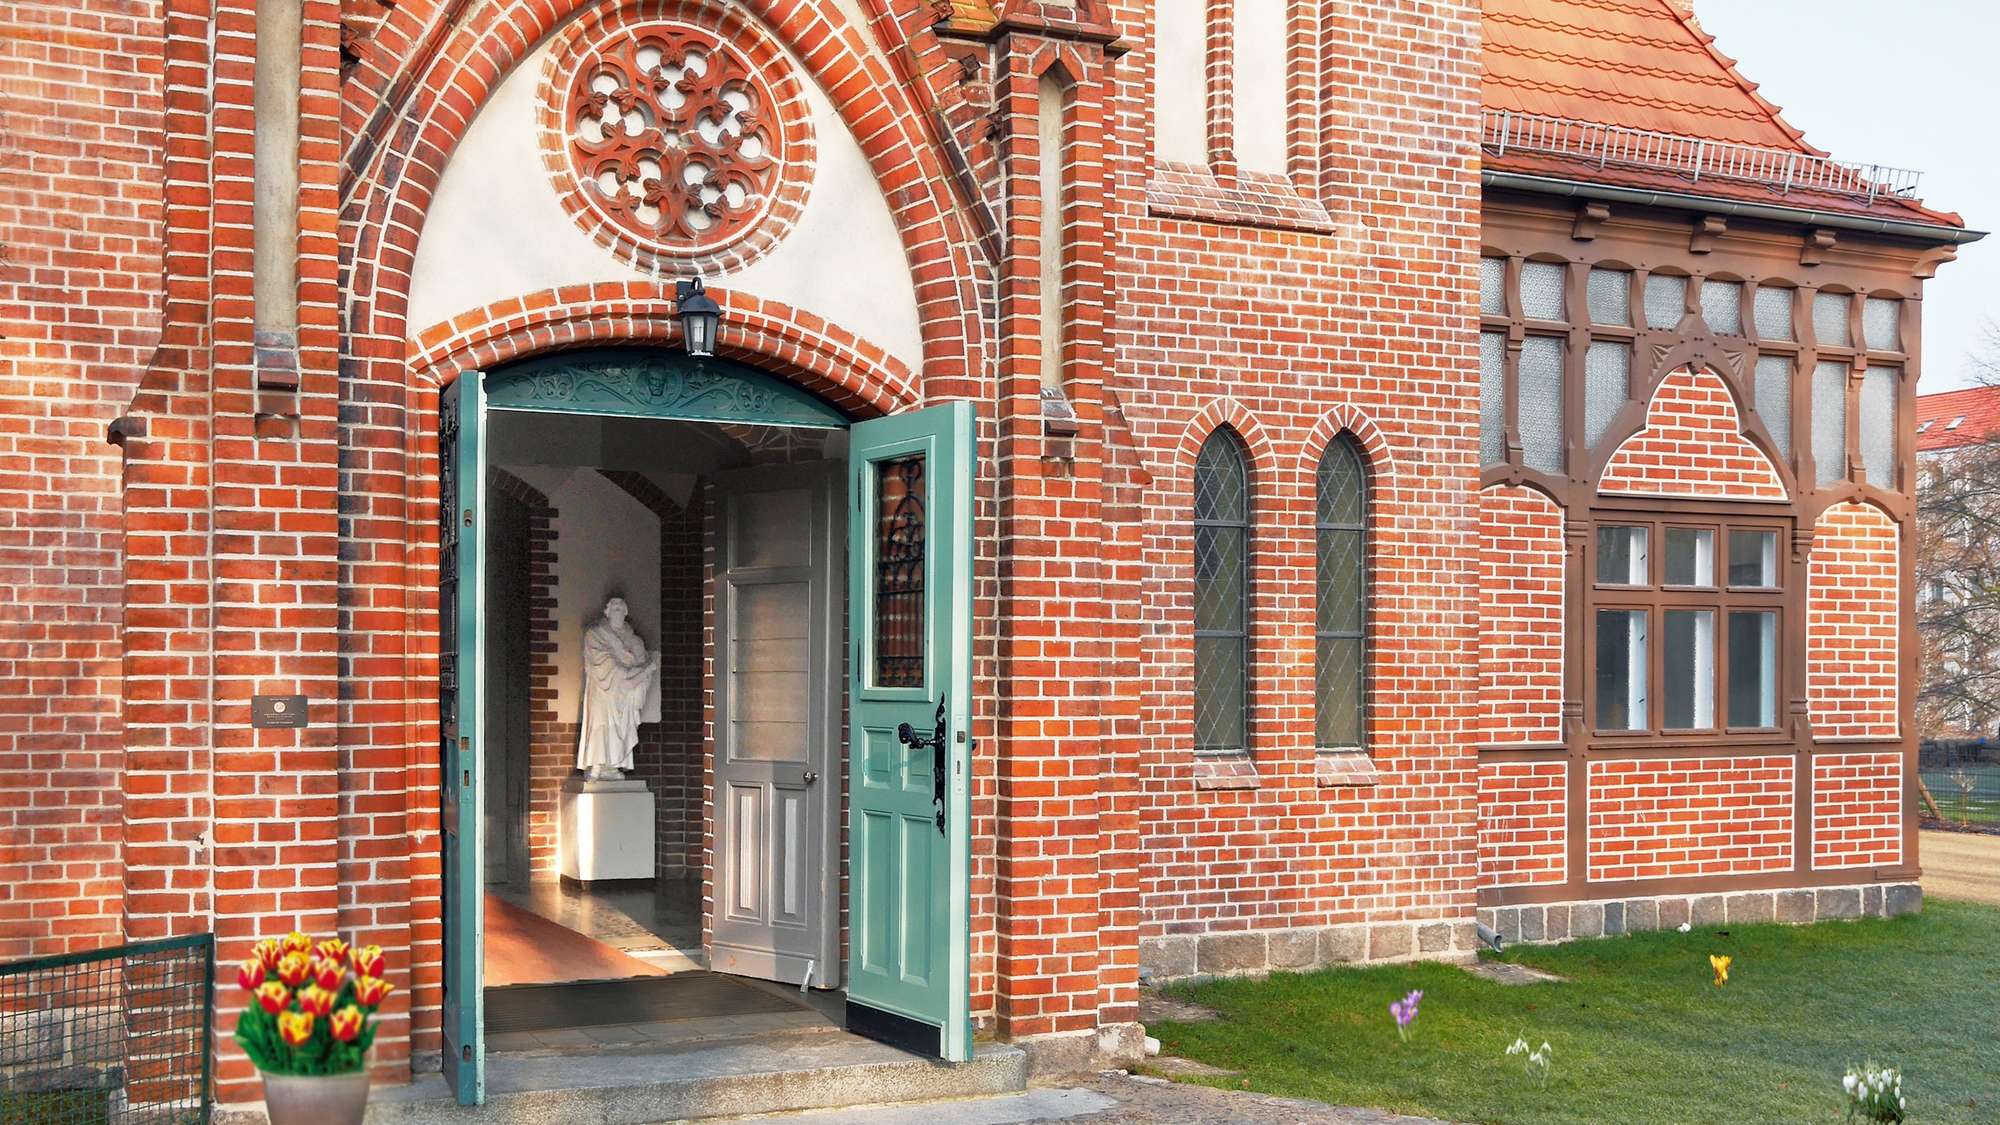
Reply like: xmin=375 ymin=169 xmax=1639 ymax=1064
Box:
xmin=251 ymin=694 xmax=309 ymax=729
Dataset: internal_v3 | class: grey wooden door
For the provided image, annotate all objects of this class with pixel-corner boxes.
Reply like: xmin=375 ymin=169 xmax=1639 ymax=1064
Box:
xmin=710 ymin=462 xmax=844 ymax=988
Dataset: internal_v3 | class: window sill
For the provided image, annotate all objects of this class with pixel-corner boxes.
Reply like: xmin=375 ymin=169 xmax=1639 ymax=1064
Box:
xmin=1316 ymin=749 xmax=1379 ymax=788
xmin=1146 ymin=162 xmax=1334 ymax=234
xmin=1192 ymin=751 xmax=1261 ymax=790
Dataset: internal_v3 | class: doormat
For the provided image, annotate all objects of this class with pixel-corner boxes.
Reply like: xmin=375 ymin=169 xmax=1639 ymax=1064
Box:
xmin=485 ymin=972 xmax=803 ymax=1034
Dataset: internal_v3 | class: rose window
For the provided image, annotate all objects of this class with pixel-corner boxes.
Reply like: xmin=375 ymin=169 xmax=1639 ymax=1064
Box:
xmin=541 ymin=5 xmax=812 ymax=273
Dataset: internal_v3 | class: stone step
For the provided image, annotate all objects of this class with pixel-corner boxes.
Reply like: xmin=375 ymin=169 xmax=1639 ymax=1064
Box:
xmin=222 ymin=1033 xmax=1028 ymax=1125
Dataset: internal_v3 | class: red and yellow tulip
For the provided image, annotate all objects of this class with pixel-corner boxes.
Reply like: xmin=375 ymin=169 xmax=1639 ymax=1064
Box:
xmin=316 ymin=937 xmax=351 ymax=964
xmin=329 ymin=1004 xmax=364 ymax=1043
xmin=237 ymin=957 xmax=267 ymax=992
xmin=297 ymin=984 xmax=336 ymax=1017
xmin=353 ymin=975 xmax=394 ymax=1008
xmin=277 ymin=1010 xmax=315 ymax=1048
xmin=252 ymin=939 xmax=283 ymax=970
xmin=312 ymin=957 xmax=346 ymax=992
xmin=276 ymin=951 xmax=311 ymax=988
xmin=281 ymin=931 xmax=314 ymax=956
xmin=255 ymin=981 xmax=291 ymax=1015
xmin=350 ymin=944 xmax=385 ymax=978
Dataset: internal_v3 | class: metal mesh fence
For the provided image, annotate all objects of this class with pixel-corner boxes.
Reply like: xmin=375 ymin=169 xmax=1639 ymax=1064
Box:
xmin=1921 ymin=740 xmax=2000 ymax=831
xmin=0 ymin=934 xmax=212 ymax=1125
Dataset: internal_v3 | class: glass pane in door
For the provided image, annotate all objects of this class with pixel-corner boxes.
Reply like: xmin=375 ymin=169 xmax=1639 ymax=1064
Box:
xmin=873 ymin=455 xmax=926 ymax=688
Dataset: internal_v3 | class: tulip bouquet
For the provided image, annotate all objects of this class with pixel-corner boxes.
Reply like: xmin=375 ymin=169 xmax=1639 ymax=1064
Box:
xmin=234 ymin=932 xmax=395 ymax=1076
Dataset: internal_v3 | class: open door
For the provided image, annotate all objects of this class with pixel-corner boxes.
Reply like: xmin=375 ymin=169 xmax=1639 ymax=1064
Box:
xmin=439 ymin=370 xmax=486 ymax=1104
xmin=845 ymin=401 xmax=974 ymax=1061
xmin=711 ymin=463 xmax=845 ymax=988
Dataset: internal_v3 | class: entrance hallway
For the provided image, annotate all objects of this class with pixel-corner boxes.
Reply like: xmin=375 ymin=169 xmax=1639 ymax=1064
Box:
xmin=488 ymin=877 xmax=703 ymax=983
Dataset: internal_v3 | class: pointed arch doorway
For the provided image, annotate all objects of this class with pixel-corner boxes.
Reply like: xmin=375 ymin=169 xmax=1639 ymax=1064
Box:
xmin=437 ymin=348 xmax=975 ymax=1104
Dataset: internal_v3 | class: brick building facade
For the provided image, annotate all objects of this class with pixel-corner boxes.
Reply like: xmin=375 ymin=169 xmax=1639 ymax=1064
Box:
xmin=0 ymin=0 xmax=1974 ymax=1105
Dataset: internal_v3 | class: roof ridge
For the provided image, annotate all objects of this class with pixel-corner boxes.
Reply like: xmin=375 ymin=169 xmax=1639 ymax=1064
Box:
xmin=1660 ymin=0 xmax=1823 ymax=157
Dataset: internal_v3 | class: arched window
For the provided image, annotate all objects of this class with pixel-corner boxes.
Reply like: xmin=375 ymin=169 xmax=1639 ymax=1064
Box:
xmin=1316 ymin=433 xmax=1368 ymax=748
xmin=1193 ymin=429 xmax=1250 ymax=753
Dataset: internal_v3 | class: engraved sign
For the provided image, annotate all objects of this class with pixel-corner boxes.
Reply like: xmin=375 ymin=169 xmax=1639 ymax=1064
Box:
xmin=251 ymin=694 xmax=309 ymax=729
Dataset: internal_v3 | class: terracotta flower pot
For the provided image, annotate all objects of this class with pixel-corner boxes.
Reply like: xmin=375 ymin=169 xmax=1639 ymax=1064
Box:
xmin=260 ymin=1069 xmax=370 ymax=1125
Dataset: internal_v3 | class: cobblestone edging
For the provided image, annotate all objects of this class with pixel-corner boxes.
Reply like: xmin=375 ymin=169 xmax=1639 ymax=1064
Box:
xmin=1479 ymin=882 xmax=1923 ymax=946
xmin=1139 ymin=920 xmax=1482 ymax=985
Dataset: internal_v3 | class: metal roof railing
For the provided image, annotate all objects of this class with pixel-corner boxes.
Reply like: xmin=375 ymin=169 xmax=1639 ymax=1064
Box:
xmin=1483 ymin=110 xmax=1924 ymax=205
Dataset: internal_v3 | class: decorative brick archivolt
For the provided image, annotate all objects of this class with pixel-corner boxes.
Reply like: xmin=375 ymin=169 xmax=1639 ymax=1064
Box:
xmin=406 ymin=282 xmax=920 ymax=420
xmin=1600 ymin=364 xmax=1788 ymax=502
xmin=537 ymin=0 xmax=815 ymax=276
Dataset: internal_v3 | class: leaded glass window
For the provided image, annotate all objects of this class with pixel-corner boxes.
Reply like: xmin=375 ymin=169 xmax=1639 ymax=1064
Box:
xmin=1754 ymin=355 xmax=1792 ymax=463
xmin=1316 ymin=434 xmax=1368 ymax=750
xmin=1644 ymin=273 xmax=1687 ymax=330
xmin=1812 ymin=360 xmax=1849 ymax=485
xmin=1700 ymin=279 xmax=1743 ymax=336
xmin=1480 ymin=331 xmax=1506 ymax=466
xmin=1194 ymin=430 xmax=1249 ymax=753
xmin=1520 ymin=260 xmax=1566 ymax=321
xmin=1860 ymin=365 xmax=1898 ymax=488
xmin=1813 ymin=291 xmax=1852 ymax=346
xmin=1754 ymin=286 xmax=1794 ymax=341
xmin=1519 ymin=336 xmax=1564 ymax=473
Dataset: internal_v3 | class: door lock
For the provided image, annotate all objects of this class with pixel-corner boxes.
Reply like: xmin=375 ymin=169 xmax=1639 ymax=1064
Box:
xmin=896 ymin=695 xmax=950 ymax=835
xmin=803 ymin=769 xmax=819 ymax=785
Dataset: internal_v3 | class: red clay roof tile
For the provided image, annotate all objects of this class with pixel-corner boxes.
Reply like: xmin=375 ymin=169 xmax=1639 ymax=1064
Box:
xmin=1482 ymin=0 xmax=1963 ymax=228
xmin=1918 ymin=386 xmax=2000 ymax=453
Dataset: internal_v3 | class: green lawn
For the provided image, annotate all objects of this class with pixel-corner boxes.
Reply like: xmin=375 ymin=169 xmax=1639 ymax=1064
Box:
xmin=1151 ymin=900 xmax=2000 ymax=1124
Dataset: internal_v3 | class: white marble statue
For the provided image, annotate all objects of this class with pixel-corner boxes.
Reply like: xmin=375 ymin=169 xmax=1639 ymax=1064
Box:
xmin=576 ymin=596 xmax=659 ymax=781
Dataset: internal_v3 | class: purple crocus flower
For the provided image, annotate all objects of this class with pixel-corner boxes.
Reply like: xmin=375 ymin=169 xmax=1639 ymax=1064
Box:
xmin=1389 ymin=989 xmax=1423 ymax=1041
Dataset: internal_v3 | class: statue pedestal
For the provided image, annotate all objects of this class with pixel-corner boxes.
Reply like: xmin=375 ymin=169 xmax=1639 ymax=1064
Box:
xmin=558 ymin=776 xmax=655 ymax=883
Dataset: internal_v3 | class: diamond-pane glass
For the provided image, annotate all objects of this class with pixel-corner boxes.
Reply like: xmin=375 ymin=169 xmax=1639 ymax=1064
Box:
xmin=1194 ymin=431 xmax=1248 ymax=523
xmin=1317 ymin=528 xmax=1364 ymax=634
xmin=1755 ymin=286 xmax=1794 ymax=341
xmin=1317 ymin=436 xmax=1365 ymax=527
xmin=1701 ymin=279 xmax=1743 ymax=335
xmin=1860 ymin=365 xmax=1898 ymax=488
xmin=1480 ymin=257 xmax=1506 ymax=316
xmin=1587 ymin=268 xmax=1630 ymax=325
xmin=1520 ymin=261 xmax=1566 ymax=321
xmin=1519 ymin=336 xmax=1564 ymax=473
xmin=1584 ymin=341 xmax=1629 ymax=449
xmin=1480 ymin=331 xmax=1506 ymax=466
xmin=1644 ymin=274 xmax=1687 ymax=329
xmin=1864 ymin=298 xmax=1901 ymax=351
xmin=1812 ymin=360 xmax=1848 ymax=485
xmin=1194 ymin=524 xmax=1245 ymax=632
xmin=1194 ymin=635 xmax=1245 ymax=752
xmin=1316 ymin=636 xmax=1364 ymax=748
xmin=1194 ymin=430 xmax=1249 ymax=754
xmin=1814 ymin=291 xmax=1852 ymax=346
xmin=1754 ymin=354 xmax=1792 ymax=462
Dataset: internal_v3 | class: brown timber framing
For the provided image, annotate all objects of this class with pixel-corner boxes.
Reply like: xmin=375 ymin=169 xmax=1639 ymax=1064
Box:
xmin=1476 ymin=189 xmax=1957 ymax=909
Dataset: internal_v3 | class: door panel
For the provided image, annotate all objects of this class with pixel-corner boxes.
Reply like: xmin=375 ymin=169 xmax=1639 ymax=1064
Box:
xmin=844 ymin=402 xmax=974 ymax=1062
xmin=440 ymin=370 xmax=486 ymax=1106
xmin=711 ymin=463 xmax=844 ymax=988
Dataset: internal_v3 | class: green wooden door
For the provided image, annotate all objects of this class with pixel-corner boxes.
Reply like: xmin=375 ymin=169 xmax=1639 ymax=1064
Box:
xmin=440 ymin=370 xmax=487 ymax=1104
xmin=844 ymin=401 xmax=975 ymax=1062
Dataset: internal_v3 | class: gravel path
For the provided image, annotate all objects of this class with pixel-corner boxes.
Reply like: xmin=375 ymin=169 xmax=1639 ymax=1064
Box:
xmin=1921 ymin=829 xmax=2000 ymax=906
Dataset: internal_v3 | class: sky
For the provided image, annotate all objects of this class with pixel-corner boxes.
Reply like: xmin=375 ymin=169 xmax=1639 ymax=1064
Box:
xmin=1692 ymin=1 xmax=1997 ymax=391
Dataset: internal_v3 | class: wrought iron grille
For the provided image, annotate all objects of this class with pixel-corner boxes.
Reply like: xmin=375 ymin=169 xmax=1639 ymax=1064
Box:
xmin=874 ymin=455 xmax=927 ymax=688
xmin=1483 ymin=110 xmax=1924 ymax=205
xmin=0 ymin=934 xmax=213 ymax=1124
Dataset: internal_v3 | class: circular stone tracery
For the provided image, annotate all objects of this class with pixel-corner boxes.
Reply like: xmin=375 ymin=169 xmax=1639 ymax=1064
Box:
xmin=539 ymin=1 xmax=814 ymax=274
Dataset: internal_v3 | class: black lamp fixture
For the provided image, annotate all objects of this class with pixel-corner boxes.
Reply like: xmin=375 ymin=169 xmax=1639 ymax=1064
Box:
xmin=675 ymin=277 xmax=722 ymax=358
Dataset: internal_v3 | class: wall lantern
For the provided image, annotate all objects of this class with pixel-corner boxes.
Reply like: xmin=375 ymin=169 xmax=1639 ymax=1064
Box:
xmin=675 ymin=278 xmax=722 ymax=358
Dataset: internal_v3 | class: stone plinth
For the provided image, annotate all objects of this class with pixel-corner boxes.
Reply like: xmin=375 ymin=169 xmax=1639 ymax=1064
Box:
xmin=559 ymin=776 xmax=655 ymax=883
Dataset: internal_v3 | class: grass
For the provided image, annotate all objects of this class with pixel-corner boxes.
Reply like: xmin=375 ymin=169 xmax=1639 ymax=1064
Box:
xmin=1151 ymin=899 xmax=2000 ymax=1124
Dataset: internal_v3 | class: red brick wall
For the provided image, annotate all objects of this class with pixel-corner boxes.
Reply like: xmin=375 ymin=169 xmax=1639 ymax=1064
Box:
xmin=0 ymin=0 xmax=164 ymax=960
xmin=1808 ymin=501 xmax=1900 ymax=740
xmin=1812 ymin=752 xmax=1902 ymax=869
xmin=1478 ymin=761 xmax=1566 ymax=889
xmin=1587 ymin=756 xmax=1794 ymax=881
xmin=1599 ymin=365 xmax=1787 ymax=501
xmin=1478 ymin=486 xmax=1565 ymax=746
